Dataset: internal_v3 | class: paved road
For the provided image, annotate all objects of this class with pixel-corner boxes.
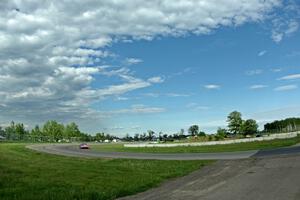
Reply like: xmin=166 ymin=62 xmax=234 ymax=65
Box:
xmin=27 ymin=143 xmax=259 ymax=160
xmin=27 ymin=143 xmax=300 ymax=160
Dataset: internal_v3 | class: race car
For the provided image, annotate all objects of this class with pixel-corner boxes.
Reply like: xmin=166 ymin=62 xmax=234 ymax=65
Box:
xmin=79 ymin=143 xmax=90 ymax=149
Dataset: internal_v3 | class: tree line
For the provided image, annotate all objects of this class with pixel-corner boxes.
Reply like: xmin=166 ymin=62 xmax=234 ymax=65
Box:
xmin=0 ymin=112 xmax=299 ymax=142
xmin=264 ymin=118 xmax=300 ymax=133
xmin=0 ymin=120 xmax=115 ymax=142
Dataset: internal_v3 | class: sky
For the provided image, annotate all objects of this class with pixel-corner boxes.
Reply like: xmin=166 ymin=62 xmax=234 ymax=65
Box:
xmin=0 ymin=0 xmax=300 ymax=136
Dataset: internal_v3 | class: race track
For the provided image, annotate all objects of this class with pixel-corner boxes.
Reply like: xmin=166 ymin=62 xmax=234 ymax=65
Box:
xmin=26 ymin=143 xmax=300 ymax=160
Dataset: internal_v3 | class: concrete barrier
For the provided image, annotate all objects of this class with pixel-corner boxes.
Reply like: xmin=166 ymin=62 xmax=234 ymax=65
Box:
xmin=124 ymin=132 xmax=300 ymax=148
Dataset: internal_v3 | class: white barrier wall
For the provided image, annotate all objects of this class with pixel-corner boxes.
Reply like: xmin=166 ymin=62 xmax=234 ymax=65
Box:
xmin=124 ymin=132 xmax=300 ymax=148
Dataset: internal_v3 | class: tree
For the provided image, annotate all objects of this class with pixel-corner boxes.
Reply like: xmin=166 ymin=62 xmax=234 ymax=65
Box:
xmin=43 ymin=120 xmax=64 ymax=141
xmin=264 ymin=118 xmax=300 ymax=133
xmin=188 ymin=125 xmax=199 ymax=136
xmin=147 ymin=130 xmax=155 ymax=140
xmin=216 ymin=127 xmax=227 ymax=140
xmin=5 ymin=121 xmax=16 ymax=140
xmin=31 ymin=125 xmax=43 ymax=141
xmin=64 ymin=122 xmax=81 ymax=139
xmin=133 ymin=133 xmax=139 ymax=141
xmin=0 ymin=126 xmax=5 ymax=137
xmin=95 ymin=132 xmax=105 ymax=141
xmin=123 ymin=133 xmax=132 ymax=141
xmin=241 ymin=119 xmax=258 ymax=136
xmin=227 ymin=111 xmax=243 ymax=135
xmin=198 ymin=131 xmax=206 ymax=137
xmin=179 ymin=129 xmax=184 ymax=136
xmin=15 ymin=123 xmax=27 ymax=139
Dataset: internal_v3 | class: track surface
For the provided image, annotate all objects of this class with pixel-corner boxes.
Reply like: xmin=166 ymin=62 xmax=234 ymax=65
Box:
xmin=27 ymin=143 xmax=300 ymax=160
xmin=27 ymin=143 xmax=259 ymax=160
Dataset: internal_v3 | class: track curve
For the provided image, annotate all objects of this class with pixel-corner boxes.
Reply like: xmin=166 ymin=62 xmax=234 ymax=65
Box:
xmin=26 ymin=143 xmax=300 ymax=160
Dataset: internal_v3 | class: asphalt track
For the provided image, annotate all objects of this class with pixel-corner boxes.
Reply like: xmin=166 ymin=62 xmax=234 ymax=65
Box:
xmin=27 ymin=143 xmax=300 ymax=160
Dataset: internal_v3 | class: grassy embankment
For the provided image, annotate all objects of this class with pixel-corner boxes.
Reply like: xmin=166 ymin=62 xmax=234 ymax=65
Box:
xmin=91 ymin=135 xmax=300 ymax=153
xmin=0 ymin=143 xmax=211 ymax=200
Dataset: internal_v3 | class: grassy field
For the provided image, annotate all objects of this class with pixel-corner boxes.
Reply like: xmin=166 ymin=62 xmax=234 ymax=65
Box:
xmin=0 ymin=143 xmax=212 ymax=200
xmin=91 ymin=136 xmax=300 ymax=153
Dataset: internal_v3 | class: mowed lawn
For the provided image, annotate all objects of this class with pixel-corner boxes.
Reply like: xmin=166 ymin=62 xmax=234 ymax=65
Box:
xmin=0 ymin=144 xmax=212 ymax=200
xmin=91 ymin=136 xmax=300 ymax=153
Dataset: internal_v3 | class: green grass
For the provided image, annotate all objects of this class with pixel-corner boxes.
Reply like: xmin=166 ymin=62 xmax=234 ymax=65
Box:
xmin=0 ymin=144 xmax=212 ymax=200
xmin=91 ymin=136 xmax=300 ymax=153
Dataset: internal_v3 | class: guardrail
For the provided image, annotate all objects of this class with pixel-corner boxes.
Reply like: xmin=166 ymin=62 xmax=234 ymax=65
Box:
xmin=124 ymin=132 xmax=300 ymax=148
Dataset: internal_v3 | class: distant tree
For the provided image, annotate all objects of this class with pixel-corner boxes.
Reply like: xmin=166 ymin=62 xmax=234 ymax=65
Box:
xmin=264 ymin=118 xmax=300 ymax=133
xmin=162 ymin=134 xmax=168 ymax=141
xmin=133 ymin=133 xmax=139 ymax=141
xmin=147 ymin=130 xmax=155 ymax=140
xmin=198 ymin=131 xmax=206 ymax=137
xmin=179 ymin=129 xmax=184 ymax=136
xmin=31 ymin=125 xmax=43 ymax=141
xmin=123 ymin=133 xmax=132 ymax=141
xmin=64 ymin=122 xmax=81 ymax=139
xmin=95 ymin=132 xmax=105 ymax=141
xmin=0 ymin=126 xmax=5 ymax=137
xmin=5 ymin=121 xmax=16 ymax=140
xmin=43 ymin=120 xmax=64 ymax=141
xmin=188 ymin=125 xmax=199 ymax=136
xmin=15 ymin=123 xmax=27 ymax=139
xmin=141 ymin=132 xmax=147 ymax=141
xmin=158 ymin=131 xmax=163 ymax=141
xmin=241 ymin=119 xmax=258 ymax=136
xmin=216 ymin=127 xmax=227 ymax=140
xmin=227 ymin=111 xmax=243 ymax=135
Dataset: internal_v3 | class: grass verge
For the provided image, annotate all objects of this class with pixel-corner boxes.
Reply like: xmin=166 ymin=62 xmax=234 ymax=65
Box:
xmin=0 ymin=143 xmax=211 ymax=200
xmin=91 ymin=136 xmax=300 ymax=153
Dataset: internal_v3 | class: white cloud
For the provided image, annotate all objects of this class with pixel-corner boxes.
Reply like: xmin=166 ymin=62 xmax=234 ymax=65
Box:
xmin=278 ymin=73 xmax=300 ymax=80
xmin=143 ymin=92 xmax=190 ymax=98
xmin=272 ymin=20 xmax=299 ymax=43
xmin=148 ymin=76 xmax=165 ymax=83
xmin=245 ymin=69 xmax=263 ymax=76
xmin=166 ymin=93 xmax=190 ymax=97
xmin=186 ymin=103 xmax=210 ymax=111
xmin=125 ymin=58 xmax=143 ymax=65
xmin=143 ymin=93 xmax=160 ymax=98
xmin=271 ymin=68 xmax=282 ymax=73
xmin=258 ymin=50 xmax=267 ymax=56
xmin=271 ymin=2 xmax=299 ymax=43
xmin=204 ymin=84 xmax=221 ymax=90
xmin=285 ymin=20 xmax=299 ymax=35
xmin=106 ymin=104 xmax=166 ymax=115
xmin=250 ymin=84 xmax=268 ymax=89
xmin=251 ymin=106 xmax=300 ymax=121
xmin=271 ymin=31 xmax=284 ymax=43
xmin=274 ymin=84 xmax=298 ymax=91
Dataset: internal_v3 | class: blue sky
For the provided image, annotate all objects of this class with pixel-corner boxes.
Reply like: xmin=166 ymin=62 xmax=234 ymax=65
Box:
xmin=96 ymin=24 xmax=300 ymax=134
xmin=0 ymin=0 xmax=299 ymax=135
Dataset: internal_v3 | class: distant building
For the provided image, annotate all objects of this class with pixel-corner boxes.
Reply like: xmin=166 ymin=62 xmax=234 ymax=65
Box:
xmin=0 ymin=135 xmax=6 ymax=140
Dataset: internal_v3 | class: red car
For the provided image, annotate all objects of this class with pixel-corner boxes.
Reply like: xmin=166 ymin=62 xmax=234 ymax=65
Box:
xmin=79 ymin=143 xmax=89 ymax=149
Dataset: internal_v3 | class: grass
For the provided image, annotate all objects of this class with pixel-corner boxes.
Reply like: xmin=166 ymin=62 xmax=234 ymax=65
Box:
xmin=91 ymin=136 xmax=300 ymax=153
xmin=0 ymin=143 xmax=212 ymax=200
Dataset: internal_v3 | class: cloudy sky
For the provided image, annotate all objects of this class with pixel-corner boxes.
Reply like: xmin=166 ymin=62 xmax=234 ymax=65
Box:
xmin=0 ymin=0 xmax=300 ymax=135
